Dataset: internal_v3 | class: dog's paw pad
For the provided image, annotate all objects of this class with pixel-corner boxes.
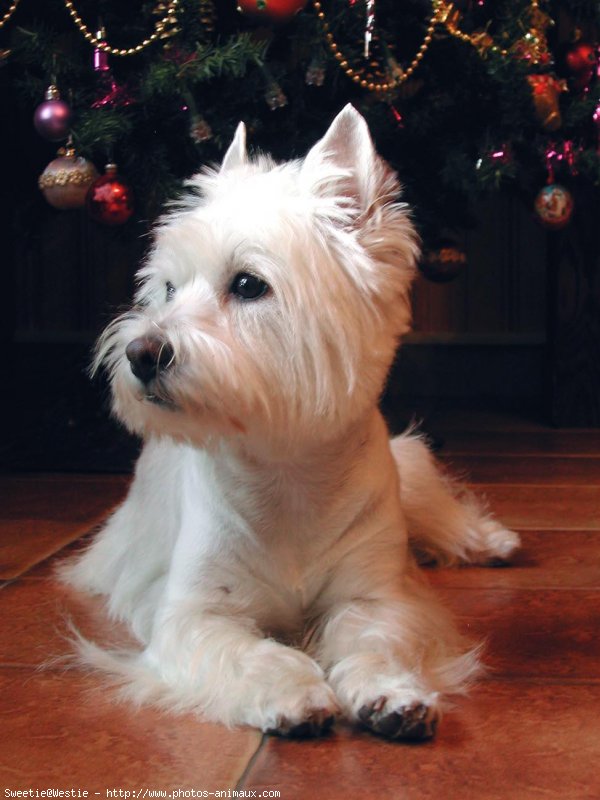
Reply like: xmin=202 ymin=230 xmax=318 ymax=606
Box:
xmin=267 ymin=707 xmax=336 ymax=738
xmin=359 ymin=698 xmax=438 ymax=741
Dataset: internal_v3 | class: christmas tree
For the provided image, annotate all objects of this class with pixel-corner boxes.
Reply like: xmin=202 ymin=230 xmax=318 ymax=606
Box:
xmin=4 ymin=0 xmax=599 ymax=240
xmin=2 ymin=0 xmax=600 ymax=439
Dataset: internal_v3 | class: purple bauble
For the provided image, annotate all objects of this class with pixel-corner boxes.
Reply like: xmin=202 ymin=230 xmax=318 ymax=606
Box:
xmin=33 ymin=85 xmax=72 ymax=142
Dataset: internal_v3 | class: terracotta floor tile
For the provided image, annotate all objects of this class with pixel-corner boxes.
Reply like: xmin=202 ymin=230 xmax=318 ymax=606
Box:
xmin=240 ymin=682 xmax=600 ymax=800
xmin=472 ymin=485 xmax=600 ymax=529
xmin=439 ymin=587 xmax=600 ymax=680
xmin=0 ymin=475 xmax=129 ymax=579
xmin=0 ymin=577 xmax=134 ymax=666
xmin=441 ymin=430 xmax=600 ymax=457
xmin=0 ymin=474 xmax=129 ymax=521
xmin=0 ymin=519 xmax=98 ymax=580
xmin=0 ymin=668 xmax=261 ymax=791
xmin=440 ymin=454 xmax=600 ymax=485
xmin=22 ymin=534 xmax=94 ymax=579
xmin=426 ymin=530 xmax=600 ymax=589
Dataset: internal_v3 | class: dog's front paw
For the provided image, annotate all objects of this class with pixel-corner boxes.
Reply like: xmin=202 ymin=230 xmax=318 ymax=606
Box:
xmin=263 ymin=681 xmax=339 ymax=738
xmin=358 ymin=695 xmax=438 ymax=741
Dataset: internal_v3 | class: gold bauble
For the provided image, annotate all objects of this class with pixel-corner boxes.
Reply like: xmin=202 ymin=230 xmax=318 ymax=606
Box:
xmin=38 ymin=149 xmax=99 ymax=210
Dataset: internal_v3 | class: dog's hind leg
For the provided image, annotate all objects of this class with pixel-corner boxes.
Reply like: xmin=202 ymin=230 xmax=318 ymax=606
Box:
xmin=390 ymin=431 xmax=520 ymax=566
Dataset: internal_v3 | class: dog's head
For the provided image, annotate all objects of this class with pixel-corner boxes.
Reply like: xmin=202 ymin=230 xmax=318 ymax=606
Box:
xmin=96 ymin=105 xmax=419 ymax=450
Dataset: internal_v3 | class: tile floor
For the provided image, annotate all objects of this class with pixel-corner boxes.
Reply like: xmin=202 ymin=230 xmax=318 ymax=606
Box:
xmin=1 ymin=413 xmax=599 ymax=799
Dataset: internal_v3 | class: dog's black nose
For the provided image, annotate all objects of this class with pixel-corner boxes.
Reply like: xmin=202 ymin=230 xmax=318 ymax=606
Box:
xmin=125 ymin=335 xmax=174 ymax=385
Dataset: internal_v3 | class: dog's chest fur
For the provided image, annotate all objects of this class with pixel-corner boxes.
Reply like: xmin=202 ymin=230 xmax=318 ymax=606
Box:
xmin=166 ymin=412 xmax=404 ymax=635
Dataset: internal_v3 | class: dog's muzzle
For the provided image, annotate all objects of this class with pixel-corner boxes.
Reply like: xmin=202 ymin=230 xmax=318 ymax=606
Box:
xmin=125 ymin=335 xmax=175 ymax=389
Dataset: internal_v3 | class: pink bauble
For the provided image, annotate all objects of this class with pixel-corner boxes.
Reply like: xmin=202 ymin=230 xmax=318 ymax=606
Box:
xmin=33 ymin=86 xmax=72 ymax=141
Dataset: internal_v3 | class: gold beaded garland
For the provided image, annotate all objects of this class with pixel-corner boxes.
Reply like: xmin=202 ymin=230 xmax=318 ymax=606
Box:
xmin=313 ymin=0 xmax=443 ymax=95
xmin=0 ymin=0 xmax=21 ymax=30
xmin=63 ymin=0 xmax=180 ymax=56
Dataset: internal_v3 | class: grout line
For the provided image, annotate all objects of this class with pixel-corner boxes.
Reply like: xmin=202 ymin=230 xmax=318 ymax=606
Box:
xmin=468 ymin=483 xmax=600 ymax=489
xmin=497 ymin=526 xmax=600 ymax=531
xmin=431 ymin=585 xmax=600 ymax=592
xmin=478 ymin=675 xmax=600 ymax=686
xmin=469 ymin=487 xmax=600 ymax=491
xmin=445 ymin=452 xmax=600 ymax=459
xmin=234 ymin=734 xmax=269 ymax=791
xmin=440 ymin=450 xmax=600 ymax=455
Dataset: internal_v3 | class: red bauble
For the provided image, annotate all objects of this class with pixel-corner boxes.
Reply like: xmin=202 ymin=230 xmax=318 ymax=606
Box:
xmin=86 ymin=164 xmax=134 ymax=225
xmin=237 ymin=0 xmax=308 ymax=22
xmin=564 ymin=41 xmax=597 ymax=91
xmin=565 ymin=41 xmax=596 ymax=74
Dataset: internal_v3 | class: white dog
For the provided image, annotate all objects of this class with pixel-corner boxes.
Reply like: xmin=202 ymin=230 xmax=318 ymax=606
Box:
xmin=62 ymin=105 xmax=519 ymax=740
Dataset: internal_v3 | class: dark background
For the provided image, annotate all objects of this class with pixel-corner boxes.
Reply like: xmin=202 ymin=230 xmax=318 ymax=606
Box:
xmin=2 ymin=2 xmax=599 ymax=474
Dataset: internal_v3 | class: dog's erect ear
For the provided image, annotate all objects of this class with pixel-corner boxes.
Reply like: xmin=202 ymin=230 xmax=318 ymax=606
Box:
xmin=302 ymin=104 xmax=389 ymax=214
xmin=221 ymin=122 xmax=248 ymax=172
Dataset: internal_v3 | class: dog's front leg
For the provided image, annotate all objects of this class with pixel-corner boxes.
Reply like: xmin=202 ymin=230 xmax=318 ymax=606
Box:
xmin=144 ymin=604 xmax=339 ymax=736
xmin=315 ymin=581 xmax=478 ymax=740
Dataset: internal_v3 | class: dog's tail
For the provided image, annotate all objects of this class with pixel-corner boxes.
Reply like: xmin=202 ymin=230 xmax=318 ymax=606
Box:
xmin=390 ymin=429 xmax=520 ymax=566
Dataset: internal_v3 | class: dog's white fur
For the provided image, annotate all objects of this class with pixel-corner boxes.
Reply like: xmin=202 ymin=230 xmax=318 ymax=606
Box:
xmin=62 ymin=105 xmax=519 ymax=739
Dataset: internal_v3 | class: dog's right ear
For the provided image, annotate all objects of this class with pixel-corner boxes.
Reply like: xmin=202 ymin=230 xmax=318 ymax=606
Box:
xmin=301 ymin=104 xmax=395 ymax=221
xmin=220 ymin=122 xmax=248 ymax=172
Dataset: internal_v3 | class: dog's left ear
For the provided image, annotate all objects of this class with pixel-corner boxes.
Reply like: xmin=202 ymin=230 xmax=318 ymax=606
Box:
xmin=302 ymin=104 xmax=392 ymax=217
xmin=221 ymin=122 xmax=248 ymax=172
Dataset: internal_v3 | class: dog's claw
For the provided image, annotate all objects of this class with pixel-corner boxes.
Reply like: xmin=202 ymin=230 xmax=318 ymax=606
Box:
xmin=359 ymin=697 xmax=437 ymax=741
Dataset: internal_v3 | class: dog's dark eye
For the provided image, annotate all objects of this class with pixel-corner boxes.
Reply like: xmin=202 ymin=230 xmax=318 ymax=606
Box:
xmin=230 ymin=272 xmax=269 ymax=301
xmin=166 ymin=281 xmax=176 ymax=302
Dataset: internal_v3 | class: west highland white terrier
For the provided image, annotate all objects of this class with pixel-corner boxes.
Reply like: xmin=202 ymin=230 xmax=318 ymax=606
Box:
xmin=62 ymin=105 xmax=520 ymax=740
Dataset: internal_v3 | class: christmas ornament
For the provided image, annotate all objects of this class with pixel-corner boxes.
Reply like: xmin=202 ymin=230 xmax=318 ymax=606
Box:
xmin=305 ymin=53 xmax=326 ymax=86
xmin=33 ymin=85 xmax=72 ymax=141
xmin=38 ymin=147 xmax=98 ymax=209
xmin=593 ymin=101 xmax=600 ymax=147
xmin=534 ymin=184 xmax=574 ymax=229
xmin=527 ymin=74 xmax=566 ymax=131
xmin=264 ymin=80 xmax=287 ymax=110
xmin=564 ymin=41 xmax=596 ymax=92
xmin=198 ymin=0 xmax=216 ymax=36
xmin=512 ymin=31 xmax=552 ymax=66
xmin=86 ymin=164 xmax=134 ymax=225
xmin=0 ymin=0 xmax=21 ymax=32
xmin=389 ymin=104 xmax=404 ymax=128
xmin=565 ymin=40 xmax=596 ymax=74
xmin=93 ymin=25 xmax=110 ymax=72
xmin=314 ymin=0 xmax=438 ymax=94
xmin=189 ymin=113 xmax=213 ymax=143
xmin=65 ymin=0 xmax=180 ymax=56
xmin=236 ymin=0 xmax=308 ymax=22
xmin=153 ymin=0 xmax=181 ymax=48
xmin=91 ymin=77 xmax=135 ymax=108
xmin=469 ymin=31 xmax=495 ymax=57
xmin=512 ymin=1 xmax=553 ymax=66
xmin=419 ymin=241 xmax=467 ymax=283
xmin=91 ymin=25 xmax=135 ymax=108
xmin=364 ymin=0 xmax=375 ymax=59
